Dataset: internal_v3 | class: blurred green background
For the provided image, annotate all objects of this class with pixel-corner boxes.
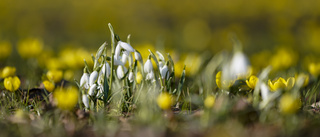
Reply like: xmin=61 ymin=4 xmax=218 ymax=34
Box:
xmin=2 ymin=0 xmax=320 ymax=54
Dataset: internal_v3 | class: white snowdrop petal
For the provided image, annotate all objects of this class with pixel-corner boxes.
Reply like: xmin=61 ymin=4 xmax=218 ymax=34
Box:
xmin=80 ymin=73 xmax=90 ymax=89
xmin=88 ymin=84 xmax=97 ymax=96
xmin=119 ymin=41 xmax=134 ymax=52
xmin=89 ymin=71 xmax=98 ymax=86
xmin=82 ymin=94 xmax=90 ymax=108
xmin=144 ymin=59 xmax=153 ymax=73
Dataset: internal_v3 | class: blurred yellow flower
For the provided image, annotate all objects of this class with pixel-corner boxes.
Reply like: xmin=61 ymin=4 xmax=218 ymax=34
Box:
xmin=1 ymin=66 xmax=16 ymax=78
xmin=47 ymin=70 xmax=63 ymax=83
xmin=308 ymin=63 xmax=320 ymax=77
xmin=43 ymin=80 xmax=55 ymax=92
xmin=46 ymin=57 xmax=64 ymax=70
xmin=279 ymin=94 xmax=300 ymax=115
xmin=246 ymin=75 xmax=259 ymax=89
xmin=4 ymin=76 xmax=20 ymax=92
xmin=269 ymin=47 xmax=297 ymax=71
xmin=136 ymin=71 xmax=143 ymax=84
xmin=295 ymin=73 xmax=309 ymax=87
xmin=216 ymin=71 xmax=234 ymax=89
xmin=268 ymin=77 xmax=295 ymax=91
xmin=53 ymin=87 xmax=79 ymax=110
xmin=204 ymin=95 xmax=215 ymax=108
xmin=157 ymin=92 xmax=172 ymax=110
xmin=63 ymin=69 xmax=74 ymax=81
xmin=17 ymin=38 xmax=43 ymax=58
xmin=0 ymin=41 xmax=12 ymax=60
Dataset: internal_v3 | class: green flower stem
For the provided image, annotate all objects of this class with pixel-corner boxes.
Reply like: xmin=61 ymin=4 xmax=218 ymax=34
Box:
xmin=108 ymin=23 xmax=115 ymax=93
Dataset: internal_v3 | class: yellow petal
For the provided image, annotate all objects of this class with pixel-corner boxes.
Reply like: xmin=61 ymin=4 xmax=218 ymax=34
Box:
xmin=273 ymin=81 xmax=287 ymax=91
xmin=268 ymin=80 xmax=276 ymax=91
xmin=216 ymin=71 xmax=222 ymax=89
xmin=286 ymin=77 xmax=295 ymax=90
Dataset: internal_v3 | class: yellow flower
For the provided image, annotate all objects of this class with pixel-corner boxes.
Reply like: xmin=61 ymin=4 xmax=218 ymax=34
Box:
xmin=0 ymin=41 xmax=12 ymax=60
xmin=53 ymin=87 xmax=79 ymax=110
xmin=295 ymin=73 xmax=309 ymax=87
xmin=47 ymin=70 xmax=63 ymax=83
xmin=136 ymin=71 xmax=143 ymax=84
xmin=1 ymin=66 xmax=16 ymax=78
xmin=17 ymin=38 xmax=43 ymax=58
xmin=43 ymin=80 xmax=55 ymax=92
xmin=279 ymin=94 xmax=300 ymax=115
xmin=157 ymin=92 xmax=172 ymax=110
xmin=63 ymin=69 xmax=74 ymax=81
xmin=4 ymin=76 xmax=21 ymax=92
xmin=268 ymin=77 xmax=295 ymax=91
xmin=204 ymin=95 xmax=215 ymax=108
xmin=269 ymin=47 xmax=297 ymax=70
xmin=246 ymin=75 xmax=259 ymax=89
xmin=309 ymin=63 xmax=320 ymax=77
xmin=216 ymin=71 xmax=234 ymax=89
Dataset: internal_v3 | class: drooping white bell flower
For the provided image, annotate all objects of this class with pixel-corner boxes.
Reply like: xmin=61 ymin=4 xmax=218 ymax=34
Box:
xmin=134 ymin=50 xmax=142 ymax=62
xmin=80 ymin=72 xmax=90 ymax=89
xmin=82 ymin=94 xmax=89 ymax=108
xmin=160 ymin=64 xmax=169 ymax=79
xmin=260 ymin=83 xmax=270 ymax=101
xmin=117 ymin=66 xmax=128 ymax=79
xmin=122 ymin=53 xmax=128 ymax=64
xmin=230 ymin=51 xmax=249 ymax=78
xmin=100 ymin=62 xmax=111 ymax=78
xmin=128 ymin=71 xmax=134 ymax=83
xmin=89 ymin=71 xmax=98 ymax=86
xmin=144 ymin=58 xmax=153 ymax=73
xmin=156 ymin=51 xmax=165 ymax=62
xmin=146 ymin=71 xmax=155 ymax=81
xmin=118 ymin=41 xmax=134 ymax=52
xmin=115 ymin=45 xmax=121 ymax=60
xmin=88 ymin=84 xmax=97 ymax=96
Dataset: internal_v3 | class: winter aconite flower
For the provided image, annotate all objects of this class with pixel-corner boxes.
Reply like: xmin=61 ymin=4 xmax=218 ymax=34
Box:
xmin=308 ymin=63 xmax=320 ymax=77
xmin=0 ymin=41 xmax=12 ymax=60
xmin=4 ymin=76 xmax=20 ymax=92
xmin=53 ymin=87 xmax=79 ymax=110
xmin=279 ymin=94 xmax=300 ymax=115
xmin=216 ymin=71 xmax=234 ymax=89
xmin=1 ymin=66 xmax=16 ymax=78
xmin=47 ymin=70 xmax=63 ymax=83
xmin=246 ymin=75 xmax=259 ymax=89
xmin=136 ymin=72 xmax=143 ymax=84
xmin=268 ymin=77 xmax=295 ymax=91
xmin=43 ymin=80 xmax=55 ymax=92
xmin=17 ymin=38 xmax=43 ymax=58
xmin=204 ymin=95 xmax=215 ymax=108
xmin=157 ymin=92 xmax=172 ymax=110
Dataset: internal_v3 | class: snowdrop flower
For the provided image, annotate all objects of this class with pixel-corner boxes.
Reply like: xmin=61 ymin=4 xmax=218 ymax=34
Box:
xmin=122 ymin=53 xmax=128 ymax=64
xmin=156 ymin=51 xmax=165 ymax=68
xmin=89 ymin=71 xmax=98 ymax=86
xmin=146 ymin=71 xmax=155 ymax=81
xmin=260 ymin=83 xmax=270 ymax=101
xmin=118 ymin=41 xmax=134 ymax=52
xmin=134 ymin=50 xmax=142 ymax=62
xmin=160 ymin=64 xmax=169 ymax=79
xmin=230 ymin=51 xmax=249 ymax=78
xmin=115 ymin=45 xmax=121 ymax=60
xmin=82 ymin=94 xmax=89 ymax=108
xmin=80 ymin=72 xmax=90 ymax=89
xmin=128 ymin=71 xmax=134 ymax=83
xmin=88 ymin=84 xmax=97 ymax=96
xmin=117 ymin=66 xmax=127 ymax=79
xmin=100 ymin=62 xmax=111 ymax=78
xmin=144 ymin=58 xmax=153 ymax=73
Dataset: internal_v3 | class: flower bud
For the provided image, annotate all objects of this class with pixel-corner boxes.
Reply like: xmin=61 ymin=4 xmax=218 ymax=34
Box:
xmin=88 ymin=84 xmax=97 ymax=96
xmin=118 ymin=41 xmax=134 ymax=52
xmin=82 ymin=94 xmax=89 ymax=108
xmin=89 ymin=71 xmax=98 ymax=86
xmin=117 ymin=66 xmax=127 ymax=79
xmin=144 ymin=59 xmax=153 ymax=73
xmin=160 ymin=65 xmax=169 ymax=79
xmin=80 ymin=73 xmax=90 ymax=89
xmin=134 ymin=50 xmax=142 ymax=61
xmin=128 ymin=71 xmax=134 ymax=83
